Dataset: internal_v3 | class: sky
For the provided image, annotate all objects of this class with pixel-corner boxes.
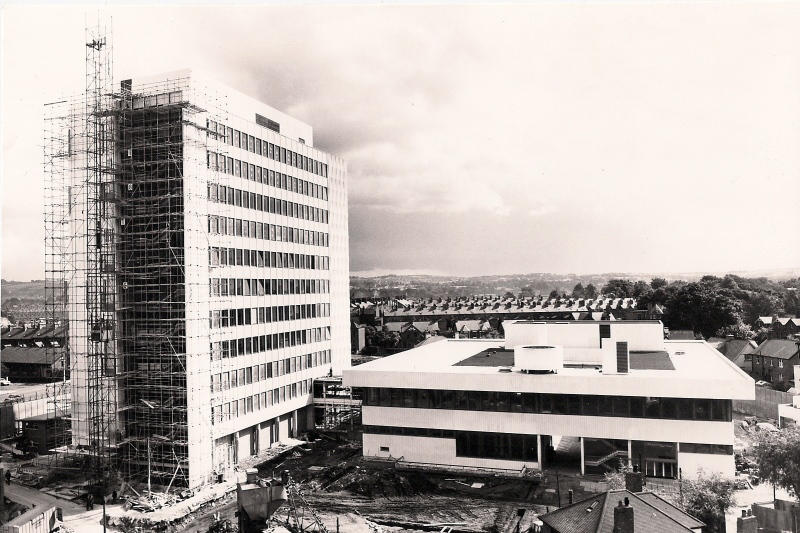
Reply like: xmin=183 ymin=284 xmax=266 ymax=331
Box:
xmin=2 ymin=2 xmax=800 ymax=280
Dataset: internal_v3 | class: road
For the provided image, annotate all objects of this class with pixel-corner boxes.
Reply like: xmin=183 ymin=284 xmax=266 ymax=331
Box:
xmin=0 ymin=382 xmax=51 ymax=401
xmin=4 ymin=480 xmax=124 ymax=532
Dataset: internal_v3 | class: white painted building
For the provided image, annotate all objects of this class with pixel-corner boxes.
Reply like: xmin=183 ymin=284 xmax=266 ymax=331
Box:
xmin=344 ymin=320 xmax=754 ymax=479
xmin=62 ymin=70 xmax=350 ymax=489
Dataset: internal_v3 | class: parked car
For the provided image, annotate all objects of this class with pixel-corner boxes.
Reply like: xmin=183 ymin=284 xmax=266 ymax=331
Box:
xmin=755 ymin=380 xmax=771 ymax=387
xmin=2 ymin=394 xmax=23 ymax=403
xmin=0 ymin=377 xmax=11 ymax=386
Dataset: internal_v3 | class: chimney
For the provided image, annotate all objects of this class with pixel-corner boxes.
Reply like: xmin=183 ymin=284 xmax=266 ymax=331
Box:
xmin=613 ymin=498 xmax=634 ymax=533
xmin=245 ymin=468 xmax=259 ymax=484
xmin=624 ymin=471 xmax=644 ymax=492
xmin=737 ymin=509 xmax=757 ymax=533
xmin=568 ymin=489 xmax=573 ymax=504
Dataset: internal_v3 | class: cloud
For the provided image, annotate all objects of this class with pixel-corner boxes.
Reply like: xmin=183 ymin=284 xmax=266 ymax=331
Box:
xmin=2 ymin=4 xmax=800 ymax=279
xmin=529 ymin=205 xmax=557 ymax=217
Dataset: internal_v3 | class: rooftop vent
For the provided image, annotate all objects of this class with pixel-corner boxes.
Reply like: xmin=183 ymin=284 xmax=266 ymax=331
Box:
xmin=514 ymin=345 xmax=563 ymax=374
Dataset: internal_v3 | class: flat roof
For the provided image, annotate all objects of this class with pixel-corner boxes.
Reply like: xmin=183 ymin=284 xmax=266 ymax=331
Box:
xmin=343 ymin=338 xmax=755 ymax=400
xmin=454 ymin=348 xmax=674 ymax=371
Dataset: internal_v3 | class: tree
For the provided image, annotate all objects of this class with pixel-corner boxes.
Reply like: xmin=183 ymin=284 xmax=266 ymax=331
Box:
xmin=571 ymin=283 xmax=585 ymax=298
xmin=366 ymin=327 xmax=398 ymax=350
xmin=632 ymin=280 xmax=652 ymax=299
xmin=784 ymin=289 xmax=800 ymax=318
xmin=743 ymin=292 xmax=783 ymax=326
xmin=602 ymin=461 xmax=632 ymax=489
xmin=662 ymin=282 xmax=742 ymax=338
xmin=503 ymin=291 xmax=516 ymax=299
xmin=720 ymin=275 xmax=740 ymax=291
xmin=584 ymin=283 xmax=598 ymax=299
xmin=753 ymin=426 xmax=800 ymax=500
xmin=650 ymin=277 xmax=668 ymax=290
xmin=548 ymin=289 xmax=560 ymax=300
xmin=681 ymin=472 xmax=736 ymax=533
xmin=714 ymin=322 xmax=755 ymax=340
xmin=601 ymin=279 xmax=635 ymax=298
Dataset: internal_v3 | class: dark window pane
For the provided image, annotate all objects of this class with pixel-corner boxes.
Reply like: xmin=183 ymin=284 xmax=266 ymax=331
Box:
xmin=694 ymin=399 xmax=710 ymax=420
xmin=598 ymin=397 xmax=614 ymax=417
xmin=612 ymin=397 xmax=629 ymax=417
xmin=582 ymin=396 xmax=599 ymax=416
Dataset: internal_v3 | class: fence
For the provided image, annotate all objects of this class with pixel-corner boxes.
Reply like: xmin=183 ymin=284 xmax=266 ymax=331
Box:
xmin=751 ymin=500 xmax=800 ymax=533
xmin=0 ymin=505 xmax=61 ymax=533
xmin=733 ymin=386 xmax=793 ymax=420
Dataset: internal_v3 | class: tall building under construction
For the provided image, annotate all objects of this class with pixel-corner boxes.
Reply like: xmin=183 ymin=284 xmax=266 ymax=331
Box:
xmin=44 ymin=59 xmax=350 ymax=489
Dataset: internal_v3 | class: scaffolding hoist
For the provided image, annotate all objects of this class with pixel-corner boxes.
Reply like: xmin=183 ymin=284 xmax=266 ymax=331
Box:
xmin=43 ymin=19 xmax=231 ymax=494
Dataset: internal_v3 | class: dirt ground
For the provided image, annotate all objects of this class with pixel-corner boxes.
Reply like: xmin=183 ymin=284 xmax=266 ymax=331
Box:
xmin=181 ymin=434 xmax=550 ymax=533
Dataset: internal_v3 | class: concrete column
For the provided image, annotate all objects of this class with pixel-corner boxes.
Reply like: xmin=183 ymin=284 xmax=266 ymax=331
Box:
xmin=537 ymin=435 xmax=543 ymax=471
xmin=580 ymin=437 xmax=585 ymax=476
xmin=628 ymin=440 xmax=633 ymax=468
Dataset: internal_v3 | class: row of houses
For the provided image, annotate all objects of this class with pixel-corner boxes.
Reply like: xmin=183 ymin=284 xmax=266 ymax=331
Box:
xmin=756 ymin=315 xmax=800 ymax=339
xmin=353 ymin=311 xmax=639 ymax=354
xmin=0 ymin=321 xmax=67 ymax=382
xmin=381 ymin=297 xmax=661 ymax=323
xmin=706 ymin=335 xmax=800 ymax=390
xmin=351 ymin=297 xmax=663 ymax=325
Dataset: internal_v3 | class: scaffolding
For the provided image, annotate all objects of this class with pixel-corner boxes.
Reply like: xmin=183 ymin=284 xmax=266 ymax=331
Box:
xmin=43 ymin=22 xmax=230 ymax=491
xmin=43 ymin=21 xmax=117 ymax=479
xmin=311 ymin=377 xmax=362 ymax=432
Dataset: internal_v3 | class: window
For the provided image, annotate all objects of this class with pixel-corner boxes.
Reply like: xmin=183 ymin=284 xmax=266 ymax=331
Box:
xmin=680 ymin=443 xmax=733 ymax=455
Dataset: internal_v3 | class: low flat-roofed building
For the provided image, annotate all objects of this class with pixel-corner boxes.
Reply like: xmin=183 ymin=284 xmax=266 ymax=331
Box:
xmin=343 ymin=320 xmax=754 ymax=480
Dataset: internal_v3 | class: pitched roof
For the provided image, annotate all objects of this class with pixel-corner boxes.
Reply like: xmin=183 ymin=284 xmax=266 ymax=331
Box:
xmin=755 ymin=339 xmax=800 ymax=359
xmin=383 ymin=322 xmax=406 ymax=333
xmin=0 ymin=346 xmax=51 ymax=365
xmin=540 ymin=489 xmax=701 ymax=533
xmin=541 ymin=492 xmax=605 ymax=533
xmin=635 ymin=492 xmax=705 ymax=530
xmin=411 ymin=321 xmax=437 ymax=333
xmin=714 ymin=338 xmax=758 ymax=362
xmin=455 ymin=320 xmax=483 ymax=331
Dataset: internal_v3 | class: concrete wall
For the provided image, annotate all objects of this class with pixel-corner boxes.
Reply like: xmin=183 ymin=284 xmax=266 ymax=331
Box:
xmin=185 ymin=72 xmax=349 ymax=487
xmin=327 ymin=155 xmax=351 ymax=375
xmin=504 ymin=321 xmax=664 ymax=355
xmin=184 ymin=91 xmax=215 ymax=489
xmin=362 ymin=407 xmax=735 ymax=477
xmin=677 ymin=451 xmax=735 ymax=479
xmin=362 ymin=433 xmax=539 ymax=471
xmin=734 ymin=386 xmax=793 ymax=420
xmin=362 ymin=405 xmax=735 ymax=448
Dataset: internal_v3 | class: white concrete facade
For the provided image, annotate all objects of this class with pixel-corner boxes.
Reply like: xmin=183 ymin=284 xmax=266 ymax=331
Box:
xmin=188 ymin=71 xmax=350 ymax=486
xmin=344 ymin=321 xmax=754 ymax=479
xmin=66 ymin=70 xmax=350 ymax=489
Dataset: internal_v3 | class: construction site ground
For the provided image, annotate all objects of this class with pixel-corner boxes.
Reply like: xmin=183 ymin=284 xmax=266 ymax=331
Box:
xmin=179 ymin=434 xmax=589 ymax=533
xmin=12 ymin=425 xmax=777 ymax=532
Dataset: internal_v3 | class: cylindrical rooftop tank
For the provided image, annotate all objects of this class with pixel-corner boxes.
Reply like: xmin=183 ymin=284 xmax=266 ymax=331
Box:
xmin=514 ymin=345 xmax=563 ymax=373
